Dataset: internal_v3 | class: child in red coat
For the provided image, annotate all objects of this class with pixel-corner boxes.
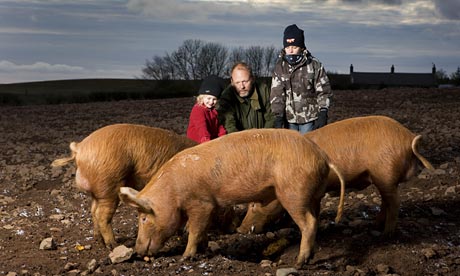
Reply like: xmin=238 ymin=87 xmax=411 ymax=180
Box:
xmin=186 ymin=75 xmax=227 ymax=143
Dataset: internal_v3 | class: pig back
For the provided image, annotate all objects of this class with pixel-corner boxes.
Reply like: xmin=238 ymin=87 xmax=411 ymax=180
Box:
xmin=143 ymin=128 xmax=331 ymax=203
xmin=305 ymin=116 xmax=418 ymax=187
xmin=74 ymin=124 xmax=197 ymax=193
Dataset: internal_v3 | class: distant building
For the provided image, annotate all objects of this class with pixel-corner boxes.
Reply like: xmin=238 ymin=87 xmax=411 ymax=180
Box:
xmin=349 ymin=64 xmax=437 ymax=87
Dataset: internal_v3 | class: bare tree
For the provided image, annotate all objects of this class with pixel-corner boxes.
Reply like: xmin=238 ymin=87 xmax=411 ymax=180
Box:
xmin=142 ymin=40 xmax=279 ymax=80
xmin=167 ymin=51 xmax=185 ymax=79
xmin=229 ymin=47 xmax=245 ymax=64
xmin=435 ymin=68 xmax=448 ymax=83
xmin=181 ymin=39 xmax=203 ymax=79
xmin=141 ymin=55 xmax=173 ymax=80
xmin=263 ymin=46 xmax=278 ymax=77
xmin=245 ymin=46 xmax=264 ymax=77
xmin=197 ymin=42 xmax=228 ymax=78
xmin=165 ymin=39 xmax=204 ymax=80
xmin=162 ymin=54 xmax=177 ymax=80
xmin=141 ymin=56 xmax=161 ymax=80
xmin=165 ymin=39 xmax=228 ymax=80
xmin=450 ymin=67 xmax=460 ymax=85
xmin=226 ymin=46 xmax=278 ymax=77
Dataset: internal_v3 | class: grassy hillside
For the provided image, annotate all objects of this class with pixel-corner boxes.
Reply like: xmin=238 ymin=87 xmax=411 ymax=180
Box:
xmin=0 ymin=75 xmax=351 ymax=106
xmin=0 ymin=78 xmax=202 ymax=105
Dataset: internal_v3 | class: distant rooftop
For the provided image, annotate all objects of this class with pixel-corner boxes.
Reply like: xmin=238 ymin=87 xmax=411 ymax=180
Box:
xmin=349 ymin=64 xmax=437 ymax=87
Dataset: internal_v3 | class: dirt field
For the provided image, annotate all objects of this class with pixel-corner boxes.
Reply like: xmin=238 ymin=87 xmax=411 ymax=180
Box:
xmin=1 ymin=87 xmax=459 ymax=276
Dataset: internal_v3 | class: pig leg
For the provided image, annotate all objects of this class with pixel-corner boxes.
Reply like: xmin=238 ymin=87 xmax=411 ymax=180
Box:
xmin=281 ymin=197 xmax=321 ymax=268
xmin=292 ymin=205 xmax=320 ymax=268
xmin=90 ymin=199 xmax=102 ymax=243
xmin=182 ymin=202 xmax=214 ymax=259
xmin=377 ymin=187 xmax=400 ymax=236
xmin=91 ymin=197 xmax=119 ymax=248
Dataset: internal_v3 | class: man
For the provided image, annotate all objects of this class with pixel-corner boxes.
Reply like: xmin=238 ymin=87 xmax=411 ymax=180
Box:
xmin=217 ymin=62 xmax=275 ymax=133
xmin=270 ymin=24 xmax=332 ymax=134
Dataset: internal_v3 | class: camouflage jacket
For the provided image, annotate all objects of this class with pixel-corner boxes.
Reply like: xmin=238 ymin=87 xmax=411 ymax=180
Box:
xmin=216 ymin=81 xmax=275 ymax=133
xmin=270 ymin=49 xmax=332 ymax=124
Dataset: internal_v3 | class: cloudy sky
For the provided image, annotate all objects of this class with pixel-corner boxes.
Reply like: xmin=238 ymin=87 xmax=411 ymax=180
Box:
xmin=1 ymin=0 xmax=459 ymax=84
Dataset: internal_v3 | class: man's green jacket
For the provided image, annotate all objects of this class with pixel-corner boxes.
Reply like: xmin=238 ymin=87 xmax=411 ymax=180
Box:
xmin=217 ymin=81 xmax=275 ymax=133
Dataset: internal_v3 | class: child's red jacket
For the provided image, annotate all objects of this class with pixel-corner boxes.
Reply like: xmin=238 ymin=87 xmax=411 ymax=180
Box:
xmin=186 ymin=104 xmax=227 ymax=143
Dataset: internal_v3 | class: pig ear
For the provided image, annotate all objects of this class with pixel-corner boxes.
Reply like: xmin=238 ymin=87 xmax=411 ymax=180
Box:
xmin=119 ymin=187 xmax=153 ymax=213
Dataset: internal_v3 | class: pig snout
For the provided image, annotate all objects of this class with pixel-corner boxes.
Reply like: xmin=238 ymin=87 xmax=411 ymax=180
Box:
xmin=134 ymin=233 xmax=162 ymax=257
xmin=238 ymin=200 xmax=289 ymax=235
xmin=134 ymin=239 xmax=149 ymax=257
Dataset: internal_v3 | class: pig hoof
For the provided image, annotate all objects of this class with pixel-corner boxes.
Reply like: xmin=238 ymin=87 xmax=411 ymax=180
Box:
xmin=295 ymin=260 xmax=311 ymax=270
xmin=105 ymin=242 xmax=117 ymax=250
xmin=295 ymin=262 xmax=304 ymax=270
xmin=295 ymin=259 xmax=311 ymax=270
xmin=382 ymin=229 xmax=397 ymax=238
xmin=180 ymin=255 xmax=197 ymax=262
xmin=295 ymin=252 xmax=315 ymax=269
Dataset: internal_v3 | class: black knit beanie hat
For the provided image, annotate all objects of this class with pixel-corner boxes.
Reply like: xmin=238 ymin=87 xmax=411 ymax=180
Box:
xmin=198 ymin=75 xmax=224 ymax=98
xmin=283 ymin=24 xmax=306 ymax=49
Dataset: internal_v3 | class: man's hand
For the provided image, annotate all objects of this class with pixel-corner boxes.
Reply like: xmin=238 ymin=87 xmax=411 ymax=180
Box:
xmin=274 ymin=116 xmax=285 ymax=128
xmin=314 ymin=109 xmax=328 ymax=129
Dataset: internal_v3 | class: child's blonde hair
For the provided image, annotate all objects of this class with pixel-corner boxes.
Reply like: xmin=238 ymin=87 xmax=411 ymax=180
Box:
xmin=195 ymin=94 xmax=219 ymax=105
xmin=195 ymin=94 xmax=206 ymax=105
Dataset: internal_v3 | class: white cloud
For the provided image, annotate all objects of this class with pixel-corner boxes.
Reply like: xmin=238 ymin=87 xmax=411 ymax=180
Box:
xmin=1 ymin=0 xmax=458 ymax=82
xmin=125 ymin=0 xmax=457 ymax=27
xmin=0 ymin=60 xmax=140 ymax=83
xmin=0 ymin=60 xmax=84 ymax=73
xmin=125 ymin=0 xmax=287 ymax=22
xmin=126 ymin=0 xmax=225 ymax=21
xmin=0 ymin=27 xmax=69 ymax=35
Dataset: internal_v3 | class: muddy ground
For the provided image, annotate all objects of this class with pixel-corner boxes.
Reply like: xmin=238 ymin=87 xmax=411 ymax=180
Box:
xmin=1 ymin=87 xmax=459 ymax=276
